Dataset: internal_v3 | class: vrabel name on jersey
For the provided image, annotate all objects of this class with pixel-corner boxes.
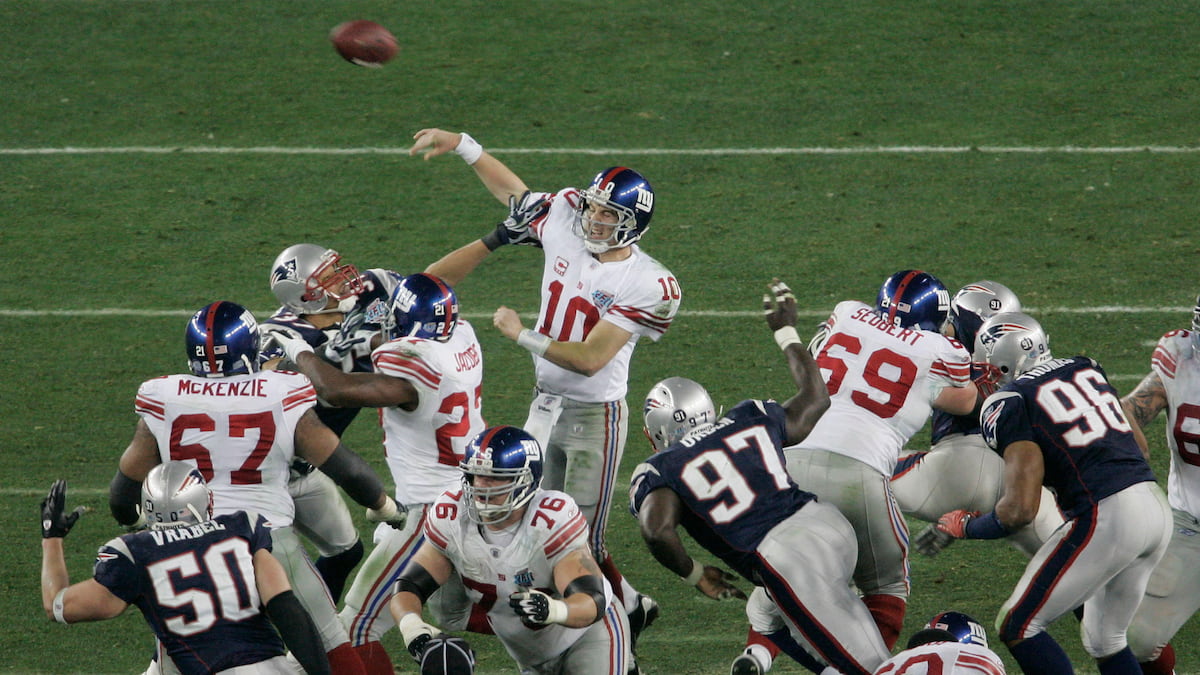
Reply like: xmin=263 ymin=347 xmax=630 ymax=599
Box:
xmin=147 ymin=520 xmax=229 ymax=546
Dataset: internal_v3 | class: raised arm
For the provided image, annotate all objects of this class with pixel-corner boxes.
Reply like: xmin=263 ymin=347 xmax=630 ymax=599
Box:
xmin=409 ymin=128 xmax=528 ymax=204
xmin=41 ymin=481 xmax=128 ymax=624
xmin=763 ymin=280 xmax=830 ymax=445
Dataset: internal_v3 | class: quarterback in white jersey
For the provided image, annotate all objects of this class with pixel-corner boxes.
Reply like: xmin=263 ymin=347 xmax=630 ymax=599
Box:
xmin=412 ymin=127 xmax=678 ymax=643
xmin=1120 ymin=308 xmax=1200 ymax=675
xmin=392 ymin=426 xmax=631 ymax=675
xmin=108 ymin=301 xmax=407 ymax=674
xmin=790 ymin=271 xmax=977 ymax=648
xmin=272 ymin=274 xmax=486 ymax=675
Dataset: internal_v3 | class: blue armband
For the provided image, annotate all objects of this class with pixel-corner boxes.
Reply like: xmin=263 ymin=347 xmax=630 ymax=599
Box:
xmin=964 ymin=511 xmax=1010 ymax=540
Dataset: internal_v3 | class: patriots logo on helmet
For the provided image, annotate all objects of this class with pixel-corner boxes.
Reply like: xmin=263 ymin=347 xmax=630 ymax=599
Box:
xmin=271 ymin=259 xmax=300 ymax=285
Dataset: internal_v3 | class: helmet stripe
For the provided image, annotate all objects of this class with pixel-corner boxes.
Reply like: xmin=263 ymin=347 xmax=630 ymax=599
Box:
xmin=599 ymin=166 xmax=627 ymax=189
xmin=204 ymin=302 xmax=221 ymax=375
xmin=887 ymin=270 xmax=922 ymax=325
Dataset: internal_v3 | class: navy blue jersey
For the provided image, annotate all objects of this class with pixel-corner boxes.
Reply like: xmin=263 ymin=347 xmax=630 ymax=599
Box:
xmin=261 ymin=268 xmax=399 ymax=436
xmin=980 ymin=356 xmax=1155 ymax=518
xmin=93 ymin=512 xmax=284 ymax=675
xmin=629 ymin=399 xmax=816 ymax=582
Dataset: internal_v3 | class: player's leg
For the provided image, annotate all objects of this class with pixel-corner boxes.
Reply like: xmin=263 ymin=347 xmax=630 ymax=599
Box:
xmin=289 ymin=467 xmax=363 ymax=602
xmin=338 ymin=509 xmax=429 ymax=675
xmin=1076 ymin=484 xmax=1171 ymax=666
xmin=268 ymin=526 xmax=365 ymax=674
xmin=556 ymin=597 xmax=633 ymax=675
xmin=787 ymin=449 xmax=908 ymax=649
xmin=1128 ymin=509 xmax=1200 ymax=673
xmin=756 ymin=502 xmax=891 ymax=675
xmin=891 ymin=436 xmax=1004 ymax=521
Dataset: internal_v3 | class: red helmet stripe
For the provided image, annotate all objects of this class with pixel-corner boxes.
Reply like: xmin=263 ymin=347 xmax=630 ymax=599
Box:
xmin=203 ymin=302 xmax=221 ymax=374
xmin=887 ymin=270 xmax=922 ymax=325
xmin=599 ymin=167 xmax=627 ymax=188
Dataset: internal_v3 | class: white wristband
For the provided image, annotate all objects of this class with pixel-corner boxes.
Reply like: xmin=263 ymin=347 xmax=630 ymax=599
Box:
xmin=517 ymin=329 xmax=552 ymax=357
xmin=774 ymin=326 xmax=802 ymax=351
xmin=454 ymin=132 xmax=483 ymax=165
xmin=681 ymin=559 xmax=703 ymax=586
xmin=53 ymin=587 xmax=69 ymax=624
xmin=398 ymin=612 xmax=437 ymax=646
xmin=367 ymin=497 xmax=398 ymax=522
xmin=546 ymin=597 xmax=570 ymax=624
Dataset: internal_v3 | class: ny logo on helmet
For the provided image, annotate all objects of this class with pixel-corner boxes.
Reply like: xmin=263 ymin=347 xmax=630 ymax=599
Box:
xmin=393 ymin=286 xmax=417 ymax=312
xmin=635 ymin=188 xmax=654 ymax=213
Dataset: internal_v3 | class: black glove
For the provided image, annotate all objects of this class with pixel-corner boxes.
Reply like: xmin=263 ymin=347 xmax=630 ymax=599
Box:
xmin=508 ymin=589 xmax=567 ymax=625
xmin=41 ymin=480 xmax=86 ymax=539
xmin=481 ymin=191 xmax=549 ymax=250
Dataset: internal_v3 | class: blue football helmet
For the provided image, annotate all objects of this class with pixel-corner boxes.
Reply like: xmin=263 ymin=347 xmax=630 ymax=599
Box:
xmin=574 ymin=167 xmax=655 ymax=253
xmin=875 ymin=270 xmax=951 ymax=332
xmin=461 ymin=426 xmax=544 ymax=524
xmin=948 ymin=281 xmax=1022 ymax=353
xmin=186 ymin=301 xmax=261 ymax=377
xmin=389 ymin=273 xmax=459 ymax=342
xmin=925 ymin=611 xmax=989 ymax=648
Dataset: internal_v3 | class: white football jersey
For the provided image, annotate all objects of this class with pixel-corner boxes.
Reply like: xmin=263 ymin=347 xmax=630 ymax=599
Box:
xmin=135 ymin=370 xmax=316 ymax=526
xmin=424 ymin=487 xmax=610 ymax=669
xmin=526 ymin=188 xmax=681 ymax=403
xmin=1149 ymin=329 xmax=1200 ymax=518
xmin=795 ymin=300 xmax=972 ymax=476
xmin=874 ymin=640 xmax=1006 ymax=675
xmin=373 ymin=320 xmax=486 ymax=504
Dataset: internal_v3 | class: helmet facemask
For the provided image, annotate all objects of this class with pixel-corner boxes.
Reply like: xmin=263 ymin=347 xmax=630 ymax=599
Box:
xmin=973 ymin=312 xmax=1052 ymax=386
xmin=304 ymin=250 xmax=365 ymax=312
xmin=462 ymin=469 xmax=537 ymax=525
xmin=574 ymin=190 xmax=641 ymax=254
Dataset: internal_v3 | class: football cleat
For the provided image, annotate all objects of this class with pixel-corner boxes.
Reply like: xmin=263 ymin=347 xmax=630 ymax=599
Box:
xmin=730 ymin=649 xmax=766 ymax=675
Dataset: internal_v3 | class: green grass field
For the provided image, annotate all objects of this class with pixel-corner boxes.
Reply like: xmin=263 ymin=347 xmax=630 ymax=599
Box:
xmin=4 ymin=0 xmax=1199 ymax=672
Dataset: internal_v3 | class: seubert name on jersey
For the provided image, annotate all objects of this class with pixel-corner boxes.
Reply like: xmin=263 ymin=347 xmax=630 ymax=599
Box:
xmin=177 ymin=378 xmax=268 ymax=398
xmin=147 ymin=520 xmax=228 ymax=546
xmin=849 ymin=307 xmax=927 ymax=346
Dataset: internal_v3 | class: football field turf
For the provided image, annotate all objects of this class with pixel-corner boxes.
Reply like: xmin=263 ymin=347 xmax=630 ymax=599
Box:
xmin=3 ymin=1 xmax=1199 ymax=672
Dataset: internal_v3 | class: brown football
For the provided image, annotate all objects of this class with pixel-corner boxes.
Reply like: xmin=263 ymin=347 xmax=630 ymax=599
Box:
xmin=330 ymin=20 xmax=398 ymax=67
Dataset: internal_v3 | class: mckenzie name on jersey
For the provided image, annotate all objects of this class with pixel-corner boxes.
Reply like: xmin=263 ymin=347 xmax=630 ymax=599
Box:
xmin=629 ymin=399 xmax=815 ymax=582
xmin=93 ymin=512 xmax=283 ymax=675
xmin=980 ymin=356 xmax=1155 ymax=518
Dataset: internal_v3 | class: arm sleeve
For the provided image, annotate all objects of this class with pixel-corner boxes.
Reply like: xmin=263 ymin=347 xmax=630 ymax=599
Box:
xmin=318 ymin=443 xmax=386 ymax=508
xmin=264 ymin=590 xmax=332 ymax=675
xmin=108 ymin=471 xmax=142 ymax=526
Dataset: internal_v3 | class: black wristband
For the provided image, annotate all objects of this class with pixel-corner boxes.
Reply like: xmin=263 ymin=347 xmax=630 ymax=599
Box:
xmin=108 ymin=470 xmax=143 ymax=526
xmin=480 ymin=224 xmax=506 ymax=251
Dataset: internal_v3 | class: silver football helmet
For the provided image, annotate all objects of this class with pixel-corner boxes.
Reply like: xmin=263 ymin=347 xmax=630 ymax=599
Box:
xmin=973 ymin=312 xmax=1052 ymax=386
xmin=269 ymin=243 xmax=364 ymax=314
xmin=948 ymin=281 xmax=1022 ymax=353
xmin=643 ymin=377 xmax=718 ymax=453
xmin=142 ymin=461 xmax=213 ymax=530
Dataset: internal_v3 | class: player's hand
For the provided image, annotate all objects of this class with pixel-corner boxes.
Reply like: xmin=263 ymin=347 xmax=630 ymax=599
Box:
xmin=323 ymin=308 xmax=376 ymax=367
xmin=913 ymin=522 xmax=957 ymax=556
xmin=762 ymin=279 xmax=798 ymax=332
xmin=262 ymin=326 xmax=314 ymax=364
xmin=409 ymin=128 xmax=460 ymax=160
xmin=696 ymin=565 xmax=747 ymax=601
xmin=366 ymin=497 xmax=408 ymax=530
xmin=935 ymin=509 xmax=979 ymax=539
xmin=41 ymin=480 xmax=87 ymax=539
xmin=498 ymin=191 xmax=548 ymax=248
xmin=399 ymin=613 xmax=441 ymax=661
xmin=508 ymin=590 xmax=569 ymax=625
xmin=492 ymin=306 xmax=524 ymax=340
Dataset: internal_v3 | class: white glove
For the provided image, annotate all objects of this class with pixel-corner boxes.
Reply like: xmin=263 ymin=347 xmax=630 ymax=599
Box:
xmin=398 ymin=613 xmax=440 ymax=660
xmin=367 ymin=496 xmax=409 ymax=530
xmin=262 ymin=326 xmax=314 ymax=363
xmin=912 ymin=522 xmax=957 ymax=556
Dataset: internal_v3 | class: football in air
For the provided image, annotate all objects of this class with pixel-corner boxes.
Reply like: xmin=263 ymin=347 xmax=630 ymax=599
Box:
xmin=330 ymin=20 xmax=398 ymax=67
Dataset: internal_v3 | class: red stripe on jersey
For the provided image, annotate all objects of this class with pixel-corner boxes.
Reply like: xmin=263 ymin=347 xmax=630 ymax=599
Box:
xmin=610 ymin=304 xmax=673 ymax=334
xmin=135 ymin=395 xmax=165 ymax=419
xmin=544 ymin=512 xmax=588 ymax=559
xmin=375 ymin=352 xmax=441 ymax=389
xmin=930 ymin=359 xmax=971 ymax=384
xmin=1152 ymin=345 xmax=1177 ymax=378
xmin=282 ymin=384 xmax=317 ymax=410
xmin=424 ymin=516 xmax=449 ymax=550
xmin=958 ymin=652 xmax=1005 ymax=675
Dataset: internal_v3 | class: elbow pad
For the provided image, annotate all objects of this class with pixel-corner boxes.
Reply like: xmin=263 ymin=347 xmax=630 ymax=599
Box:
xmin=108 ymin=470 xmax=143 ymax=526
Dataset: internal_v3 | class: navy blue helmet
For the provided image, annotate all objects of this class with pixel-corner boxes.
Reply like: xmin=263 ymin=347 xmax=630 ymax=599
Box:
xmin=926 ymin=611 xmax=989 ymax=648
xmin=389 ymin=273 xmax=459 ymax=342
xmin=461 ymin=426 xmax=544 ymax=524
xmin=875 ymin=270 xmax=951 ymax=332
xmin=574 ymin=167 xmax=655 ymax=253
xmin=186 ymin=301 xmax=261 ymax=377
